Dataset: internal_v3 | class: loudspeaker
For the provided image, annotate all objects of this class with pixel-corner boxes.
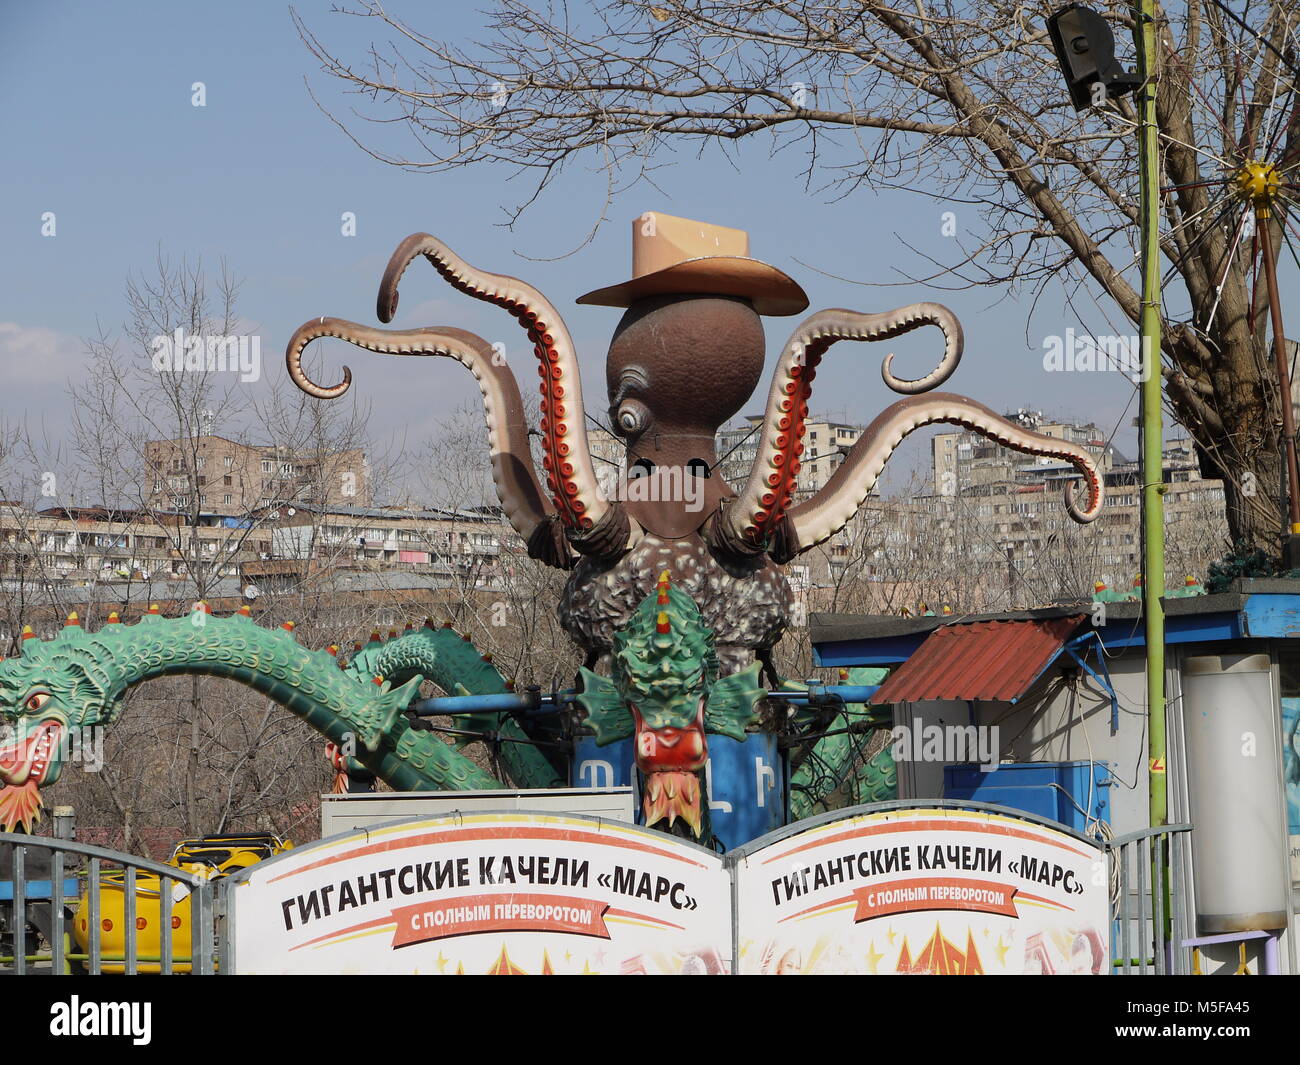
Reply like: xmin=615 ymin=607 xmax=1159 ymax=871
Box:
xmin=1047 ymin=4 xmax=1143 ymax=110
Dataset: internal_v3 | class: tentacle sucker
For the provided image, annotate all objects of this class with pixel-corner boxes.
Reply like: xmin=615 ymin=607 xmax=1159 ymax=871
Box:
xmin=284 ymin=317 xmax=559 ymax=550
xmin=784 ymin=393 xmax=1104 ymax=555
xmin=717 ymin=306 xmax=964 ymax=549
xmin=377 ymin=233 xmax=609 ymax=534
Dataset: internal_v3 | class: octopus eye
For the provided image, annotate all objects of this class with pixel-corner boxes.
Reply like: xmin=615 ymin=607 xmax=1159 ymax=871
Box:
xmin=615 ymin=400 xmax=651 ymax=437
xmin=24 ymin=692 xmax=50 ymax=713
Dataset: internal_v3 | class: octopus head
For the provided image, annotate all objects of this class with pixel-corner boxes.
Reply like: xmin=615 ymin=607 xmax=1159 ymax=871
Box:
xmin=606 ymin=294 xmax=765 ymax=445
xmin=605 ymin=295 xmax=766 ymax=536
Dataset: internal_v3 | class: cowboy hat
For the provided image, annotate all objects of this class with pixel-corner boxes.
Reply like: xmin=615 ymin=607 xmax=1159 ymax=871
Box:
xmin=577 ymin=211 xmax=809 ymax=316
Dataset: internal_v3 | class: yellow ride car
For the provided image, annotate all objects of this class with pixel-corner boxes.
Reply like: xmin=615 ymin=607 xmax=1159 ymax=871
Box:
xmin=71 ymin=833 xmax=292 ymax=973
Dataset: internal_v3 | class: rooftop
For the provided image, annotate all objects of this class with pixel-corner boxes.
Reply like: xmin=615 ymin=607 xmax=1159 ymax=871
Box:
xmin=808 ymin=579 xmax=1299 ymax=668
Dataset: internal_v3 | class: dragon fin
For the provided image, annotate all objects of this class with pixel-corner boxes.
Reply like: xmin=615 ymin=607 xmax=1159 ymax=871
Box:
xmin=704 ymin=661 xmax=764 ymax=741
xmin=358 ymin=674 xmax=424 ymax=751
xmin=576 ymin=667 xmax=634 ymax=745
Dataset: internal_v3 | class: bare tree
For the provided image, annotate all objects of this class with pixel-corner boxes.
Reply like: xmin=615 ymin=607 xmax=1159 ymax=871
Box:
xmin=41 ymin=253 xmax=388 ymax=839
xmin=412 ymin=404 xmax=576 ymax=684
xmin=296 ymin=0 xmax=1300 ymax=556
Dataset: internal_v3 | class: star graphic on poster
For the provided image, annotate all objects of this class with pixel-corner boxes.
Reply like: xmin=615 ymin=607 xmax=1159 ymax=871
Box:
xmin=886 ymin=926 xmax=897 ymax=945
xmin=436 ymin=951 xmax=449 ymax=973
xmin=594 ymin=947 xmax=607 ymax=965
xmin=564 ymin=950 xmax=573 ymax=962
xmin=863 ymin=941 xmax=885 ymax=973
xmin=995 ymin=935 xmax=1012 ymax=966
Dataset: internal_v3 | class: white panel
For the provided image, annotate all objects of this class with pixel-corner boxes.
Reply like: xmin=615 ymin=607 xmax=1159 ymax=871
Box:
xmin=320 ymin=788 xmax=636 ymax=839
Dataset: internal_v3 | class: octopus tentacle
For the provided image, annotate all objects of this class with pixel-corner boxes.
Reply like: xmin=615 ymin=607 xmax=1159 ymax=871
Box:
xmin=286 ymin=317 xmax=352 ymax=399
xmin=285 ymin=317 xmax=565 ymax=557
xmin=783 ymin=393 xmax=1104 ymax=556
xmin=716 ymin=306 xmax=964 ymax=551
xmin=875 ymin=303 xmax=964 ymax=394
xmin=377 ymin=232 xmax=609 ymax=535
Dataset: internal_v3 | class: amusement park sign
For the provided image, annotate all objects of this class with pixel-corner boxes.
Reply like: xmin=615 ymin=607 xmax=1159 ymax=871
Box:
xmin=732 ymin=806 xmax=1110 ymax=975
xmin=223 ymin=812 xmax=731 ymax=975
xmin=221 ymin=804 xmax=1109 ymax=975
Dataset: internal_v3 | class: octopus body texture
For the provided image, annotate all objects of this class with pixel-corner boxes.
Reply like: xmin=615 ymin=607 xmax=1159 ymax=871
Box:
xmin=559 ymin=535 xmax=789 ymax=677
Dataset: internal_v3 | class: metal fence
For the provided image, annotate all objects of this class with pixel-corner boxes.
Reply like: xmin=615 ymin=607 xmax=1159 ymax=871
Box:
xmin=1106 ymin=823 xmax=1193 ymax=975
xmin=4 ymin=820 xmax=1196 ymax=976
xmin=0 ymin=832 xmax=216 ymax=975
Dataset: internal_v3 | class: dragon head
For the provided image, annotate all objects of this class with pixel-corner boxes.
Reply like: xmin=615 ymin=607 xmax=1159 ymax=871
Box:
xmin=0 ymin=619 xmax=115 ymax=831
xmin=578 ymin=572 xmax=763 ymax=838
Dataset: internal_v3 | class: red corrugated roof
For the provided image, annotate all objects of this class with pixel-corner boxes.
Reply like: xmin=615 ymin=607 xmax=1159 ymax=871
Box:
xmin=872 ymin=615 xmax=1087 ymax=704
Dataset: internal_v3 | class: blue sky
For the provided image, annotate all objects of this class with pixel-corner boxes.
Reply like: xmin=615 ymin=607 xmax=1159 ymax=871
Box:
xmin=1 ymin=1 xmax=1153 ymax=498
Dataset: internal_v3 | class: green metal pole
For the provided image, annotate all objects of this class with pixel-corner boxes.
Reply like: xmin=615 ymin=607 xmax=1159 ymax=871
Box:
xmin=1133 ymin=0 xmax=1168 ymax=928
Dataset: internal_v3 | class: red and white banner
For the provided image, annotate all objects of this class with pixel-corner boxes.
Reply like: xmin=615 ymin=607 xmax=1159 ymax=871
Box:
xmin=733 ymin=806 xmax=1109 ymax=974
xmin=227 ymin=805 xmax=1110 ymax=974
xmin=228 ymin=812 xmax=730 ymax=975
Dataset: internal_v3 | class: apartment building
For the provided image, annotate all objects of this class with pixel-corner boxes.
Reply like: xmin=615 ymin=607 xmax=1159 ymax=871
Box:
xmin=928 ymin=409 xmax=1227 ymax=588
xmin=716 ymin=415 xmax=866 ymax=497
xmin=257 ymin=502 xmax=513 ymax=589
xmin=0 ymin=498 xmax=515 ymax=594
xmin=0 ymin=503 xmax=272 ymax=584
xmin=144 ymin=435 xmax=372 ymax=515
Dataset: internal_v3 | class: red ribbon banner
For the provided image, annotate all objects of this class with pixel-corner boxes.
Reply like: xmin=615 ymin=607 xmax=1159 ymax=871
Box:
xmin=853 ymin=877 xmax=1019 ymax=921
xmin=391 ymin=893 xmax=612 ymax=947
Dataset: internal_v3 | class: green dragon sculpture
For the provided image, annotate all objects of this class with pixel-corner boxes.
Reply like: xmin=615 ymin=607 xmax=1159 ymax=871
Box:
xmin=577 ymin=571 xmax=765 ymax=837
xmin=0 ymin=605 xmax=562 ymax=832
xmin=789 ymin=667 xmax=896 ymax=821
xmin=0 ymin=577 xmax=894 ymax=838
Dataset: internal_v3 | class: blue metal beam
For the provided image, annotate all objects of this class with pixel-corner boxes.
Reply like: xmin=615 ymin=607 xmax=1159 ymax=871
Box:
xmin=409 ymin=693 xmax=573 ymax=717
xmin=770 ymin=685 xmax=880 ymax=705
xmin=410 ymin=685 xmax=883 ymax=718
xmin=1095 ymin=609 xmax=1242 ymax=648
xmin=1061 ymin=632 xmax=1120 ymax=734
xmin=812 ymin=633 xmax=930 ymax=667
xmin=1242 ymin=593 xmax=1300 ymax=638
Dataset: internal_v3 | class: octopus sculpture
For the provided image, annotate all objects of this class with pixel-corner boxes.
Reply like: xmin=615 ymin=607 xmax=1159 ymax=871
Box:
xmin=286 ymin=216 xmax=1103 ymax=835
